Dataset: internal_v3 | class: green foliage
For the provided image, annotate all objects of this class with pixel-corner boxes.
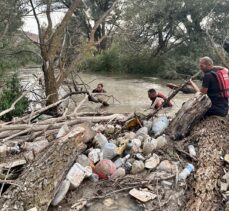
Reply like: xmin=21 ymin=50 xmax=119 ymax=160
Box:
xmin=0 ymin=73 xmax=29 ymax=121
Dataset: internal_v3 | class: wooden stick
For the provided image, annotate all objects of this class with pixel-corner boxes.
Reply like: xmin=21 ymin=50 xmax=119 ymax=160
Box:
xmin=148 ymin=71 xmax=201 ymax=119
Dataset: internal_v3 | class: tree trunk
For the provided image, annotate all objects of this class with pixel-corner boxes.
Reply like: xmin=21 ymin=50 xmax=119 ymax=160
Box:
xmin=166 ymin=93 xmax=211 ymax=140
xmin=43 ymin=63 xmax=59 ymax=107
xmin=184 ymin=116 xmax=228 ymax=211
xmin=0 ymin=124 xmax=93 ymax=211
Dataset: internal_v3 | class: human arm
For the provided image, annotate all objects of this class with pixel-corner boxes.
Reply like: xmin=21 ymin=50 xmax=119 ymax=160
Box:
xmin=188 ymin=79 xmax=208 ymax=94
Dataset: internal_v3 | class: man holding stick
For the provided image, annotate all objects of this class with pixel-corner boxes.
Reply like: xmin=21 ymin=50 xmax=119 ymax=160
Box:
xmin=189 ymin=56 xmax=229 ymax=117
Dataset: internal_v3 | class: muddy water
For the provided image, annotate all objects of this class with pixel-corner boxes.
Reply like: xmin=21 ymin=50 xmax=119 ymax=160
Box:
xmin=13 ymin=68 xmax=193 ymax=116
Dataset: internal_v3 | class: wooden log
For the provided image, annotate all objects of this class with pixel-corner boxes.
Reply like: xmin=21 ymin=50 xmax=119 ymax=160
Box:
xmin=166 ymin=93 xmax=211 ymax=140
xmin=184 ymin=116 xmax=228 ymax=211
xmin=0 ymin=124 xmax=94 ymax=211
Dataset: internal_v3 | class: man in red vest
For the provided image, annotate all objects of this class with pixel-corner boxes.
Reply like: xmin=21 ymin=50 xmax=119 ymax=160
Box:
xmin=148 ymin=88 xmax=173 ymax=109
xmin=189 ymin=56 xmax=228 ymax=117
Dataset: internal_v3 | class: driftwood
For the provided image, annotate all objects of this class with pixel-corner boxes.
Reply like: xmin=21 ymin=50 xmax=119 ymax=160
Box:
xmin=166 ymin=93 xmax=211 ymax=140
xmin=0 ymin=124 xmax=94 ymax=211
xmin=184 ymin=116 xmax=228 ymax=211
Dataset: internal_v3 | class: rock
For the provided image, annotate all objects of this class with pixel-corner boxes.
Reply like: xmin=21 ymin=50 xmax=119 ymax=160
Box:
xmin=129 ymin=188 xmax=157 ymax=202
xmin=51 ymin=179 xmax=70 ymax=206
xmin=105 ymin=124 xmax=115 ymax=134
xmin=76 ymin=154 xmax=90 ymax=167
xmin=131 ymin=160 xmax=144 ymax=174
xmin=110 ymin=168 xmax=126 ymax=179
xmin=147 ymin=171 xmax=173 ymax=180
xmin=157 ymin=160 xmax=175 ymax=173
xmin=145 ymin=154 xmax=160 ymax=169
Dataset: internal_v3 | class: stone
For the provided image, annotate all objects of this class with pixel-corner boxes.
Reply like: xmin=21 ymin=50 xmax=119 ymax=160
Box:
xmin=145 ymin=154 xmax=160 ymax=169
xmin=155 ymin=135 xmax=168 ymax=148
xmin=131 ymin=160 xmax=144 ymax=174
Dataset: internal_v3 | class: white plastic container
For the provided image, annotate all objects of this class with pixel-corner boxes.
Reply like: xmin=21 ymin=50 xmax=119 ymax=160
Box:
xmin=188 ymin=145 xmax=196 ymax=157
xmin=178 ymin=163 xmax=194 ymax=181
xmin=66 ymin=163 xmax=86 ymax=188
xmin=93 ymin=132 xmax=108 ymax=148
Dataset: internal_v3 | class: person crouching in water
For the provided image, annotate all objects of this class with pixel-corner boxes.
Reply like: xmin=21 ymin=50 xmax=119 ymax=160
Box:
xmin=148 ymin=89 xmax=173 ymax=109
xmin=92 ymin=83 xmax=106 ymax=93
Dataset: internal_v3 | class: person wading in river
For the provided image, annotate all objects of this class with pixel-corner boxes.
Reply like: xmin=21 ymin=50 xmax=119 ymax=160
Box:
xmin=148 ymin=89 xmax=173 ymax=109
xmin=189 ymin=56 xmax=229 ymax=117
xmin=92 ymin=83 xmax=106 ymax=93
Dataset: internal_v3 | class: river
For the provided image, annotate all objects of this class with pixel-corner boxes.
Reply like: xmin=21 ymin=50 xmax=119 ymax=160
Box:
xmin=10 ymin=67 xmax=193 ymax=116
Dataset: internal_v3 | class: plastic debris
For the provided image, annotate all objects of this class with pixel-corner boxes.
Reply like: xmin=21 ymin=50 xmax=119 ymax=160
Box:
xmin=66 ymin=163 xmax=87 ymax=188
xmin=151 ymin=116 xmax=169 ymax=136
xmin=178 ymin=163 xmax=194 ymax=181
xmin=145 ymin=154 xmax=160 ymax=169
xmin=94 ymin=159 xmax=116 ymax=179
xmin=129 ymin=188 xmax=157 ymax=202
xmin=131 ymin=160 xmax=144 ymax=174
xmin=51 ymin=179 xmax=71 ymax=206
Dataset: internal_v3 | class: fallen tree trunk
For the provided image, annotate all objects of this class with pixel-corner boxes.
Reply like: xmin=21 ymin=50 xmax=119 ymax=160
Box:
xmin=184 ymin=116 xmax=228 ymax=211
xmin=0 ymin=124 xmax=94 ymax=211
xmin=166 ymin=93 xmax=211 ymax=140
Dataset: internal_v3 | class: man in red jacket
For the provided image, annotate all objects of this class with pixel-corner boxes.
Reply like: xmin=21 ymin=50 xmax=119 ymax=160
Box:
xmin=148 ymin=88 xmax=173 ymax=109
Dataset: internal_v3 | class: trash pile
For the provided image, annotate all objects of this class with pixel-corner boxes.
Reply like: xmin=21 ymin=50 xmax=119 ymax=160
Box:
xmin=48 ymin=116 xmax=196 ymax=210
xmin=0 ymin=113 xmax=199 ymax=211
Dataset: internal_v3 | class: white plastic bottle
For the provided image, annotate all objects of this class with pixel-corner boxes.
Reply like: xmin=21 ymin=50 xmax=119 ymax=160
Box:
xmin=178 ymin=163 xmax=194 ymax=181
xmin=188 ymin=145 xmax=196 ymax=157
xmin=114 ymin=154 xmax=130 ymax=168
xmin=94 ymin=132 xmax=108 ymax=148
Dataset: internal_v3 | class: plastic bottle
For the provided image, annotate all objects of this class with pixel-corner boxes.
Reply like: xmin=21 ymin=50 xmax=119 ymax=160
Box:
xmin=102 ymin=143 xmax=117 ymax=159
xmin=89 ymin=173 xmax=99 ymax=182
xmin=178 ymin=163 xmax=194 ymax=181
xmin=188 ymin=145 xmax=196 ymax=157
xmin=114 ymin=154 xmax=130 ymax=168
xmin=94 ymin=132 xmax=108 ymax=148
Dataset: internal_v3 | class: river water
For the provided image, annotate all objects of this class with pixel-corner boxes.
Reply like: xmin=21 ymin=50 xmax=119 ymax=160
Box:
xmin=10 ymin=67 xmax=193 ymax=116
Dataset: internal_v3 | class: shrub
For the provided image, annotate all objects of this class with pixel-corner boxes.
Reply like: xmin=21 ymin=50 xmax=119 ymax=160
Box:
xmin=0 ymin=73 xmax=29 ymax=121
